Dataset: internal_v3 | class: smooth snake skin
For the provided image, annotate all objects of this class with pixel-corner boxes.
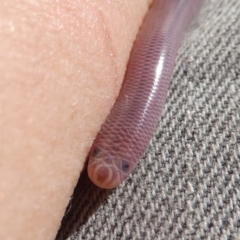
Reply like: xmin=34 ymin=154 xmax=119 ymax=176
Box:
xmin=88 ymin=0 xmax=203 ymax=189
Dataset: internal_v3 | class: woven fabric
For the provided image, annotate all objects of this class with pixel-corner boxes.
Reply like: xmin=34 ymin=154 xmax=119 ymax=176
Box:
xmin=56 ymin=0 xmax=240 ymax=239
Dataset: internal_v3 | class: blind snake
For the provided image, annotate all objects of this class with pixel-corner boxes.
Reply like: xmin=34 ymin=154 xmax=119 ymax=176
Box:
xmin=87 ymin=0 xmax=203 ymax=189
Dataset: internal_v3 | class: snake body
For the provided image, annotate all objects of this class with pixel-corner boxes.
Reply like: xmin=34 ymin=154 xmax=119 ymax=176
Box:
xmin=88 ymin=0 xmax=203 ymax=189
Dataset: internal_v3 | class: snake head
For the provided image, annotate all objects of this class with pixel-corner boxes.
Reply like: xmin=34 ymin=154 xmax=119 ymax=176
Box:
xmin=87 ymin=146 xmax=132 ymax=189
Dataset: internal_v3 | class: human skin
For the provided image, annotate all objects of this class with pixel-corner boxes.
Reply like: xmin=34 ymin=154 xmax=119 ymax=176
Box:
xmin=0 ymin=0 xmax=152 ymax=240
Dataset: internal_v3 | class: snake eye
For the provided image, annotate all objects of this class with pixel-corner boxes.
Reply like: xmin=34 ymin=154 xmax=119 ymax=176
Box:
xmin=122 ymin=161 xmax=130 ymax=172
xmin=91 ymin=148 xmax=100 ymax=158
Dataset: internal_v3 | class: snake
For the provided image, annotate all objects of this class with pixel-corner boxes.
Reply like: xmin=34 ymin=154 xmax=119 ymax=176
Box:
xmin=87 ymin=0 xmax=203 ymax=189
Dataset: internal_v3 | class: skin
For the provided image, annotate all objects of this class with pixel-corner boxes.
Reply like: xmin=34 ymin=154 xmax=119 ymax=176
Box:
xmin=0 ymin=0 xmax=152 ymax=240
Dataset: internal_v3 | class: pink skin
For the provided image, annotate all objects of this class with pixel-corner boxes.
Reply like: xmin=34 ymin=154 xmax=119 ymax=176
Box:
xmin=88 ymin=0 xmax=203 ymax=189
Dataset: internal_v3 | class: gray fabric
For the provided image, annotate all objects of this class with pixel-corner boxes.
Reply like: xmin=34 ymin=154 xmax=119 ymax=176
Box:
xmin=56 ymin=0 xmax=240 ymax=239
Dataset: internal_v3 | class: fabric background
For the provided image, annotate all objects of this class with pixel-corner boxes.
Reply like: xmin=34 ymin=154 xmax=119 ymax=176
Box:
xmin=56 ymin=0 xmax=240 ymax=239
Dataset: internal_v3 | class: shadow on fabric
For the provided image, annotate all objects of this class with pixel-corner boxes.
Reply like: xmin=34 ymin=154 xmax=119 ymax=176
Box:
xmin=55 ymin=168 xmax=112 ymax=240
